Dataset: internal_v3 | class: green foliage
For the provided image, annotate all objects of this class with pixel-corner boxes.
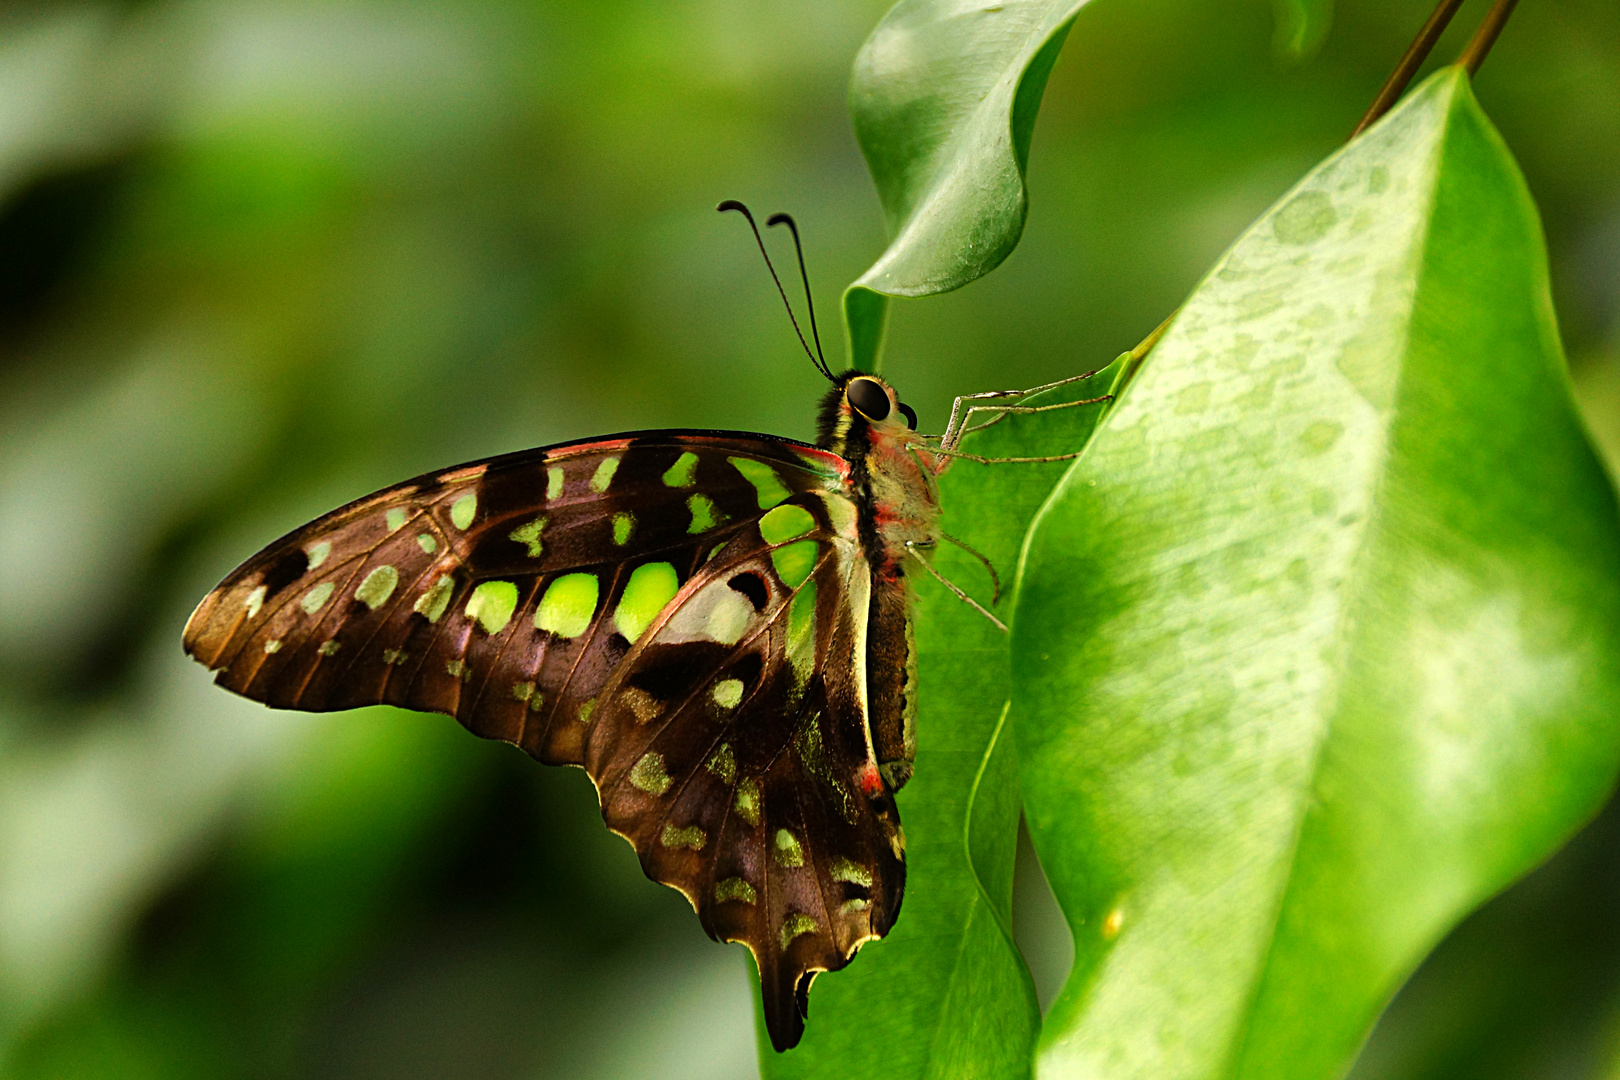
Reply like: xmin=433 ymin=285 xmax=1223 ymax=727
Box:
xmin=843 ymin=0 xmax=1092 ymax=370
xmin=1014 ymin=71 xmax=1620 ymax=1078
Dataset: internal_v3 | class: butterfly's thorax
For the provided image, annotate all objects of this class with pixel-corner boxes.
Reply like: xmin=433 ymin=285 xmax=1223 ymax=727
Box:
xmin=818 ymin=387 xmax=947 ymax=570
xmin=862 ymin=426 xmax=946 ymax=572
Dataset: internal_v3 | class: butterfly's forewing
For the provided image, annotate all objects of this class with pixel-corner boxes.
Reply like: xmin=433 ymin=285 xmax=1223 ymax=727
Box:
xmin=185 ymin=434 xmax=841 ymax=761
xmin=184 ymin=431 xmax=905 ymax=1049
xmin=585 ymin=501 xmax=905 ymax=1049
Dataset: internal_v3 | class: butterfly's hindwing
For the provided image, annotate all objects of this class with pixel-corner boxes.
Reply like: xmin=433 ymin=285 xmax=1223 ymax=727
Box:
xmin=583 ymin=499 xmax=904 ymax=1049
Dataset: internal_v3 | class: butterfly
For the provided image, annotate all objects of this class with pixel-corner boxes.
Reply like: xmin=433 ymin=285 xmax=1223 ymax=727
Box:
xmin=182 ymin=203 xmax=1104 ymax=1051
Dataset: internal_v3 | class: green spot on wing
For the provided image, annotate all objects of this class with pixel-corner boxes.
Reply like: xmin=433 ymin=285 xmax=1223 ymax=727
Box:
xmin=660 ymin=823 xmax=706 ymax=849
xmin=591 ymin=456 xmax=621 ymax=493
xmin=385 ymin=508 xmax=407 ymax=532
xmin=780 ymin=913 xmax=817 ymax=951
xmin=706 ymin=743 xmax=736 ymax=783
xmin=715 ymin=877 xmax=756 ymax=904
xmin=771 ymin=540 xmax=819 ymax=590
xmin=629 ymin=752 xmax=671 ymax=795
xmin=546 ymin=466 xmax=564 ymax=500
xmin=417 ymin=533 xmax=437 ymax=555
xmin=615 ymin=562 xmax=679 ymax=642
xmin=829 ymin=857 xmax=872 ymax=887
xmin=300 ymin=582 xmax=335 ymax=614
xmin=355 ymin=565 xmax=399 ymax=610
xmin=787 ymin=580 xmax=817 ymax=684
xmin=663 ymin=451 xmax=699 ymax=488
xmin=735 ymin=778 xmax=761 ymax=826
xmin=306 ymin=542 xmax=331 ymax=570
xmin=774 ymin=828 xmax=804 ymax=868
xmin=712 ymin=678 xmax=744 ymax=709
xmin=508 ymin=516 xmax=547 ymax=558
xmin=450 ymin=492 xmax=478 ymax=530
xmin=612 ymin=511 xmax=634 ymax=545
xmin=414 ymin=574 xmax=454 ymax=623
xmin=465 ymin=580 xmax=518 ymax=634
xmin=687 ymin=494 xmax=723 ymax=534
xmin=728 ymin=456 xmax=791 ymax=508
xmin=759 ymin=503 xmax=816 ymax=544
xmin=535 ymin=573 xmax=598 ymax=638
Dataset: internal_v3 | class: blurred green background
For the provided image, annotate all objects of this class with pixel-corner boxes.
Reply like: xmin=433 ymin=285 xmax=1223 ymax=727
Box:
xmin=0 ymin=0 xmax=1616 ymax=1077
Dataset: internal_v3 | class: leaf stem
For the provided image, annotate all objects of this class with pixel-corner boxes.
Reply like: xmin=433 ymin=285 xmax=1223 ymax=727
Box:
xmin=1351 ymin=0 xmax=1467 ymax=138
xmin=1118 ymin=311 xmax=1177 ymax=389
xmin=1458 ymin=0 xmax=1521 ymax=75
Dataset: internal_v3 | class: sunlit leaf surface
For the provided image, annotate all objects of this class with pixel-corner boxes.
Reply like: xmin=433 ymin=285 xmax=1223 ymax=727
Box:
xmin=1013 ymin=69 xmax=1620 ymax=1080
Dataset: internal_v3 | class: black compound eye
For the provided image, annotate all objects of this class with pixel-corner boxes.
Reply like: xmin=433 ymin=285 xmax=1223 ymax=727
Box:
xmin=846 ymin=377 xmax=891 ymax=422
xmin=897 ymin=402 xmax=917 ymax=430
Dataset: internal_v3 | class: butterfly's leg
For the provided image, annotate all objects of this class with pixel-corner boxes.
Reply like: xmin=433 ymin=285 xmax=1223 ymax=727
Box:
xmin=996 ymin=369 xmax=1105 ymax=399
xmin=931 ymin=446 xmax=1089 ymax=465
xmin=954 ymin=410 xmax=1015 ymax=438
xmin=940 ymin=389 xmax=1030 ymax=451
xmin=939 ymin=531 xmax=1001 ymax=604
xmin=905 ymin=541 xmax=1008 ymax=632
xmin=938 ymin=368 xmax=1104 ymax=451
xmin=957 ymin=395 xmax=1114 ymax=437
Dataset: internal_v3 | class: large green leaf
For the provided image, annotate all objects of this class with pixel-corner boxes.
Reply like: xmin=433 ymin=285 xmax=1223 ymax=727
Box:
xmin=763 ymin=365 xmax=1121 ymax=1077
xmin=1012 ymin=69 xmax=1620 ymax=1080
xmin=843 ymin=0 xmax=1093 ymax=370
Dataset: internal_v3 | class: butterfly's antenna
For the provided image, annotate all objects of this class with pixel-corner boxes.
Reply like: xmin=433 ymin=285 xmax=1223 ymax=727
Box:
xmin=718 ymin=200 xmax=834 ymax=384
xmin=765 ymin=212 xmax=831 ymax=382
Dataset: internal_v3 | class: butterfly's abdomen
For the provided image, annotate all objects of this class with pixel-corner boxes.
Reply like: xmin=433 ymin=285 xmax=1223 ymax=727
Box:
xmin=855 ymin=427 xmax=936 ymax=790
xmin=866 ymin=577 xmax=917 ymax=790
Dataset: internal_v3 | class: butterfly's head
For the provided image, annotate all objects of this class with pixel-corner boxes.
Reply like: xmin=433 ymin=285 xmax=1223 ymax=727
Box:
xmin=816 ymin=371 xmax=918 ymax=452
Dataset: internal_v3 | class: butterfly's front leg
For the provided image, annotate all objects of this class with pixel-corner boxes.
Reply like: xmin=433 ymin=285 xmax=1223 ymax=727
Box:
xmin=940 ymin=388 xmax=1028 ymax=452
xmin=937 ymin=369 xmax=1110 ymax=453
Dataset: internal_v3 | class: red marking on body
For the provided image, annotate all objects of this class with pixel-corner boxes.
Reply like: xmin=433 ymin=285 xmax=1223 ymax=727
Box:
xmin=791 ymin=446 xmax=852 ymax=483
xmin=867 ymin=424 xmax=947 ymax=478
xmin=857 ymin=762 xmax=884 ymax=798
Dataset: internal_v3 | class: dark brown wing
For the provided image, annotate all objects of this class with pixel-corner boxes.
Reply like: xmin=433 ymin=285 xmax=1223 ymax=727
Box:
xmin=183 ymin=430 xmax=903 ymax=1051
xmin=183 ymin=432 xmax=848 ymax=766
xmin=583 ymin=507 xmax=905 ymax=1051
